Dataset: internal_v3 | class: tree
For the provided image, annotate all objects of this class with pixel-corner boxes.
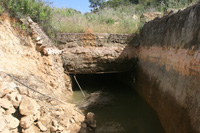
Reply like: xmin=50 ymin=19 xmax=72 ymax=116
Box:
xmin=129 ymin=0 xmax=139 ymax=4
xmin=89 ymin=0 xmax=105 ymax=10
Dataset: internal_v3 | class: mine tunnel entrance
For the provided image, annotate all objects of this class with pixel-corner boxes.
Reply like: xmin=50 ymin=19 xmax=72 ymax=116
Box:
xmin=70 ymin=73 xmax=164 ymax=133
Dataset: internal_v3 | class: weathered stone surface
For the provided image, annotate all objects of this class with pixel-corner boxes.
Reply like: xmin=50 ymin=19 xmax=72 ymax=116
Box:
xmin=140 ymin=12 xmax=162 ymax=22
xmin=37 ymin=121 xmax=47 ymax=132
xmin=6 ymin=91 xmax=22 ymax=108
xmin=19 ymin=96 xmax=40 ymax=116
xmin=0 ymin=15 xmax=84 ymax=133
xmin=56 ymin=33 xmax=132 ymax=47
xmin=20 ymin=115 xmax=34 ymax=129
xmin=22 ymin=125 xmax=39 ymax=133
xmin=20 ymin=111 xmax=40 ymax=129
xmin=127 ymin=2 xmax=200 ymax=133
xmin=5 ymin=114 xmax=19 ymax=129
xmin=50 ymin=126 xmax=57 ymax=132
xmin=57 ymin=32 xmax=137 ymax=74
xmin=6 ymin=106 xmax=16 ymax=114
xmin=62 ymin=45 xmax=137 ymax=74
xmin=57 ymin=125 xmax=65 ymax=131
xmin=86 ymin=112 xmax=96 ymax=128
xmin=0 ymin=98 xmax=13 ymax=110
xmin=0 ymin=82 xmax=17 ymax=98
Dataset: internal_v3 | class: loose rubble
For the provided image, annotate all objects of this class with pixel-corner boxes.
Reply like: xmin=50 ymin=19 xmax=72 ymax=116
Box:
xmin=0 ymin=15 xmax=85 ymax=133
xmin=0 ymin=73 xmax=85 ymax=133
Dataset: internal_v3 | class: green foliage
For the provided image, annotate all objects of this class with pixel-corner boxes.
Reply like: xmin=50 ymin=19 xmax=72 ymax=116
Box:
xmin=103 ymin=0 xmax=131 ymax=8
xmin=0 ymin=0 xmax=55 ymax=38
xmin=89 ymin=0 xmax=105 ymax=10
xmin=0 ymin=0 xmax=197 ymax=35
xmin=0 ymin=5 xmax=4 ymax=15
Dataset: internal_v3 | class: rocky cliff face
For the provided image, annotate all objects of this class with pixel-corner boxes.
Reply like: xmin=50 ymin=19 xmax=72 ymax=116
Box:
xmin=57 ymin=33 xmax=137 ymax=74
xmin=0 ymin=14 xmax=84 ymax=132
xmin=131 ymin=2 xmax=200 ymax=133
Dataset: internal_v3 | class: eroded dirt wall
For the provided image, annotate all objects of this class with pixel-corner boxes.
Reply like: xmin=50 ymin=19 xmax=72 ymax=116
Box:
xmin=132 ymin=2 xmax=200 ymax=133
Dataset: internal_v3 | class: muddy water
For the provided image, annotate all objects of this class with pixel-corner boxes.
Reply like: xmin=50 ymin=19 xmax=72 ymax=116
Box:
xmin=70 ymin=74 xmax=164 ymax=133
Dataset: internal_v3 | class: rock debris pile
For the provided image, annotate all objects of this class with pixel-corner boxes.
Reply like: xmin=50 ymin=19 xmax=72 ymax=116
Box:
xmin=0 ymin=72 xmax=85 ymax=133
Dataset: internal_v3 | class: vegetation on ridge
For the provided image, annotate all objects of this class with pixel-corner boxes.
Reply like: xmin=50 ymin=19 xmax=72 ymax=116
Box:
xmin=0 ymin=0 xmax=198 ymax=37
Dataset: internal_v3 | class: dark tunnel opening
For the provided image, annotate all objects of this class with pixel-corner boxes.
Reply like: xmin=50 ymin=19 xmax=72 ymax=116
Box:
xmin=70 ymin=73 xmax=164 ymax=133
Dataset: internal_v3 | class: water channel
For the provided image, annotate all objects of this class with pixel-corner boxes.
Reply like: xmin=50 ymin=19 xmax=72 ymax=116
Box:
xmin=70 ymin=73 xmax=164 ymax=133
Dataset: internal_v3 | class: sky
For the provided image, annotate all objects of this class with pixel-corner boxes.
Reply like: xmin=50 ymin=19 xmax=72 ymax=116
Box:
xmin=50 ymin=0 xmax=91 ymax=13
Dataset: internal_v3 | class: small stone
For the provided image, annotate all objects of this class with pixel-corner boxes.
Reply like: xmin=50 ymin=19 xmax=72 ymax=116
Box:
xmin=20 ymin=115 xmax=34 ymax=129
xmin=17 ymin=86 xmax=28 ymax=95
xmin=37 ymin=40 xmax=43 ymax=45
xmin=52 ymin=120 xmax=58 ymax=127
xmin=0 ymin=82 xmax=18 ymax=97
xmin=19 ymin=96 xmax=40 ymax=116
xmin=8 ymin=82 xmax=18 ymax=91
xmin=27 ymin=17 xmax=33 ymax=24
xmin=37 ymin=121 xmax=47 ymax=132
xmin=22 ymin=125 xmax=37 ymax=133
xmin=20 ymin=111 xmax=40 ymax=129
xmin=0 ymin=98 xmax=13 ymax=109
xmin=70 ymin=118 xmax=75 ymax=123
xmin=5 ymin=114 xmax=19 ymax=129
xmin=62 ymin=130 xmax=70 ymax=133
xmin=0 ymin=107 xmax=5 ymax=115
xmin=57 ymin=125 xmax=65 ymax=131
xmin=6 ymin=106 xmax=16 ymax=115
xmin=86 ymin=112 xmax=96 ymax=128
xmin=50 ymin=126 xmax=57 ymax=132
xmin=35 ymin=36 xmax=41 ymax=41
xmin=7 ymin=91 xmax=22 ymax=108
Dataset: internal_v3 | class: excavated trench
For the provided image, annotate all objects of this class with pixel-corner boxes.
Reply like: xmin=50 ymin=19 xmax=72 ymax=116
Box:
xmin=70 ymin=73 xmax=164 ymax=133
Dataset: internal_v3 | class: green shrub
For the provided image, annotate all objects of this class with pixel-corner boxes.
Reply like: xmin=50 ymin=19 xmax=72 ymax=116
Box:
xmin=0 ymin=0 xmax=55 ymax=38
xmin=0 ymin=5 xmax=4 ymax=15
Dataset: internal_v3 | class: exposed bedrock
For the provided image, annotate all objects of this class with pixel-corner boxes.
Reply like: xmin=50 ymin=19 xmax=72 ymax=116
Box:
xmin=58 ymin=33 xmax=138 ymax=74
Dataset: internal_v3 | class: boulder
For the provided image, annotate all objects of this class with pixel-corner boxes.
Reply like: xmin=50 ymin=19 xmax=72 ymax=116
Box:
xmin=20 ymin=115 xmax=35 ymax=129
xmin=140 ymin=12 xmax=162 ymax=22
xmin=37 ymin=121 xmax=47 ymax=132
xmin=22 ymin=125 xmax=38 ymax=133
xmin=6 ymin=106 xmax=16 ymax=115
xmin=0 ymin=98 xmax=13 ymax=110
xmin=20 ymin=112 xmax=40 ymax=129
xmin=5 ymin=114 xmax=19 ymax=129
xmin=86 ymin=112 xmax=96 ymax=128
xmin=50 ymin=126 xmax=57 ymax=132
xmin=0 ymin=82 xmax=17 ymax=97
xmin=19 ymin=96 xmax=40 ymax=116
xmin=6 ymin=91 xmax=22 ymax=108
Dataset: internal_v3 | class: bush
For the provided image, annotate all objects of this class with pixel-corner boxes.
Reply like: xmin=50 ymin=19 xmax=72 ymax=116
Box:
xmin=0 ymin=5 xmax=5 ymax=15
xmin=0 ymin=0 xmax=55 ymax=38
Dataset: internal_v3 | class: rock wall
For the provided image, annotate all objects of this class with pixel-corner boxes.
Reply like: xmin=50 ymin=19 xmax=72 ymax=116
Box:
xmin=0 ymin=14 xmax=84 ymax=132
xmin=57 ymin=32 xmax=133 ymax=48
xmin=61 ymin=45 xmax=137 ymax=74
xmin=129 ymin=2 xmax=200 ymax=133
xmin=57 ymin=32 xmax=137 ymax=74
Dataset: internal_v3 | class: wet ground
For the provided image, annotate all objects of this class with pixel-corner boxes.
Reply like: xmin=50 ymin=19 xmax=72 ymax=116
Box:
xmin=70 ymin=74 xmax=164 ymax=133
